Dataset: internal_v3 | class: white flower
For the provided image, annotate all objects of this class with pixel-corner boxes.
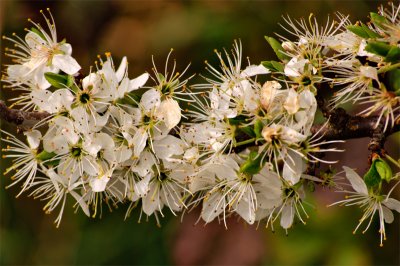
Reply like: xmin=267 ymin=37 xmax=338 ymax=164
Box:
xmin=283 ymin=88 xmax=300 ymax=115
xmin=284 ymin=57 xmax=310 ymax=78
xmin=155 ymin=97 xmax=182 ymax=130
xmin=30 ymin=168 xmax=89 ymax=227
xmin=3 ymin=10 xmax=80 ymax=89
xmin=1 ymin=130 xmax=41 ymax=195
xmin=89 ymin=168 xmax=114 ymax=192
xmin=330 ymin=167 xmax=400 ymax=246
xmin=331 ymin=64 xmax=379 ymax=106
xmin=260 ymin=81 xmax=282 ymax=110
xmin=282 ymin=149 xmax=305 ymax=185
xmin=153 ymin=135 xmax=185 ymax=161
xmin=142 ymin=173 xmax=186 ymax=217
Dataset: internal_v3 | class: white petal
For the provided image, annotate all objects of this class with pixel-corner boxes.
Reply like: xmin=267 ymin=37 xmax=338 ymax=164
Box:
xmin=382 ymin=205 xmax=394 ymax=224
xmin=131 ymin=150 xmax=156 ymax=177
xmin=343 ymin=166 xmax=368 ymax=195
xmin=117 ymin=77 xmax=130 ymax=98
xmin=59 ymin=43 xmax=73 ymax=55
xmin=115 ymin=56 xmax=127 ymax=82
xmin=132 ymin=128 xmax=148 ymax=157
xmin=25 ymin=32 xmax=45 ymax=48
xmin=7 ymin=64 xmax=30 ymax=79
xmin=129 ymin=73 xmax=149 ymax=91
xmin=282 ymin=150 xmax=304 ymax=185
xmin=140 ymin=88 xmax=161 ymax=114
xmin=48 ymin=89 xmax=74 ymax=112
xmin=280 ymin=203 xmax=295 ymax=229
xmin=142 ymin=182 xmax=161 ymax=215
xmin=240 ymin=64 xmax=269 ymax=77
xmin=234 ymin=194 xmax=256 ymax=224
xmin=31 ymin=89 xmax=52 ymax=112
xmin=82 ymin=156 xmax=99 ymax=176
xmin=283 ymin=88 xmax=300 ymax=115
xmin=52 ymin=54 xmax=81 ymax=75
xmin=153 ymin=135 xmax=185 ymax=160
xmin=89 ymin=175 xmax=110 ymax=192
xmin=135 ymin=174 xmax=151 ymax=198
xmin=359 ymin=66 xmax=378 ymax=81
xmin=383 ymin=198 xmax=400 ymax=213
xmin=24 ymin=130 xmax=42 ymax=149
xmin=156 ymin=98 xmax=181 ymax=130
xmin=201 ymin=191 xmax=225 ymax=223
xmin=70 ymin=190 xmax=90 ymax=217
xmin=115 ymin=146 xmax=132 ymax=163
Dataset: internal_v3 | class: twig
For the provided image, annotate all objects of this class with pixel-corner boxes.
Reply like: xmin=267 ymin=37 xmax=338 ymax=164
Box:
xmin=0 ymin=100 xmax=49 ymax=128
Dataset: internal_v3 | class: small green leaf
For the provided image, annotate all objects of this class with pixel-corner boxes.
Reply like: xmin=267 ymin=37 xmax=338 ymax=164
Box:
xmin=363 ymin=162 xmax=381 ymax=188
xmin=385 ymin=46 xmax=400 ymax=63
xmin=254 ymin=119 xmax=264 ymax=140
xmin=30 ymin=27 xmax=46 ymax=40
xmin=365 ymin=41 xmax=391 ymax=57
xmin=36 ymin=151 xmax=59 ymax=166
xmin=370 ymin=12 xmax=388 ymax=29
xmin=228 ymin=115 xmax=247 ymax=125
xmin=261 ymin=60 xmax=284 ymax=72
xmin=347 ymin=25 xmax=369 ymax=39
xmin=239 ymin=126 xmax=256 ymax=138
xmin=360 ymin=23 xmax=381 ymax=38
xmin=374 ymin=159 xmax=392 ymax=182
xmin=265 ymin=36 xmax=290 ymax=61
xmin=239 ymin=151 xmax=262 ymax=175
xmin=386 ymin=69 xmax=400 ymax=93
xmin=44 ymin=72 xmax=74 ymax=89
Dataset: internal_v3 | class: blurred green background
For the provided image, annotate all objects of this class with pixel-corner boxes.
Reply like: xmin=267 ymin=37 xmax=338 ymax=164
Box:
xmin=0 ymin=0 xmax=399 ymax=265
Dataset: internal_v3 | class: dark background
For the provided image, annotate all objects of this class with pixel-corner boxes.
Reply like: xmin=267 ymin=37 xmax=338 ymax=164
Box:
xmin=0 ymin=0 xmax=399 ymax=265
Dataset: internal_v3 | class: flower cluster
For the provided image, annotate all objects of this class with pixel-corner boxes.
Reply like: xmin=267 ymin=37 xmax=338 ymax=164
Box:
xmin=1 ymin=4 xmax=399 ymax=246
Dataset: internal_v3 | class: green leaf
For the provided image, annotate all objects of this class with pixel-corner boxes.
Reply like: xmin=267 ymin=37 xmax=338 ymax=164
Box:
xmin=365 ymin=41 xmax=391 ymax=57
xmin=363 ymin=162 xmax=381 ymax=188
xmin=44 ymin=72 xmax=74 ymax=89
xmin=30 ymin=27 xmax=46 ymax=40
xmin=254 ymin=119 xmax=264 ymax=140
xmin=347 ymin=25 xmax=370 ymax=39
xmin=239 ymin=151 xmax=262 ymax=175
xmin=374 ymin=159 xmax=392 ymax=182
xmin=265 ymin=36 xmax=290 ymax=61
xmin=36 ymin=151 xmax=59 ymax=166
xmin=239 ymin=126 xmax=256 ymax=138
xmin=370 ymin=12 xmax=388 ymax=29
xmin=360 ymin=23 xmax=381 ymax=38
xmin=261 ymin=60 xmax=284 ymax=72
xmin=386 ymin=69 xmax=400 ymax=93
xmin=385 ymin=46 xmax=400 ymax=63
xmin=228 ymin=115 xmax=248 ymax=125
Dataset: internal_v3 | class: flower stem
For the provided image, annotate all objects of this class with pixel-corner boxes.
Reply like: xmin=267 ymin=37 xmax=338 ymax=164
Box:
xmin=377 ymin=62 xmax=400 ymax=74
xmin=234 ymin=138 xmax=256 ymax=147
xmin=385 ymin=154 xmax=400 ymax=169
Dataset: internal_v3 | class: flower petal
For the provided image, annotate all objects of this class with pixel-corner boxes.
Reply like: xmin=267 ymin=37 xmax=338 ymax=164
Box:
xmin=383 ymin=198 xmax=400 ymax=213
xmin=52 ymin=54 xmax=81 ymax=75
xmin=343 ymin=166 xmax=368 ymax=195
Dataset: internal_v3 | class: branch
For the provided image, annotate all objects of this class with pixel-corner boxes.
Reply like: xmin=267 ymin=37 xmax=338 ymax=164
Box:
xmin=0 ymin=100 xmax=49 ymax=128
xmin=310 ymin=111 xmax=400 ymax=141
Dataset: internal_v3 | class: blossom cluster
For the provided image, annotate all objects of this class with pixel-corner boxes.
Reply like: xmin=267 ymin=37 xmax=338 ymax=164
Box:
xmin=1 ymin=4 xmax=399 ymax=246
